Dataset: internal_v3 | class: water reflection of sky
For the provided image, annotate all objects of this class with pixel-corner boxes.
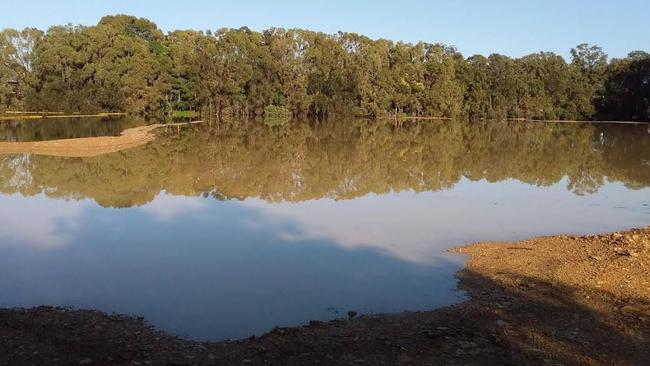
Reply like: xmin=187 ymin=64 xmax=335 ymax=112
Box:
xmin=0 ymin=177 xmax=648 ymax=340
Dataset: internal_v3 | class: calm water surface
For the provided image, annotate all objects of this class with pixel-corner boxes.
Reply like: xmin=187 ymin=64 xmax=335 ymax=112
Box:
xmin=0 ymin=120 xmax=648 ymax=340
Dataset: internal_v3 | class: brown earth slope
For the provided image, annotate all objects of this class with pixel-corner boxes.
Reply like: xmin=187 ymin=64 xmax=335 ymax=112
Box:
xmin=1 ymin=227 xmax=648 ymax=366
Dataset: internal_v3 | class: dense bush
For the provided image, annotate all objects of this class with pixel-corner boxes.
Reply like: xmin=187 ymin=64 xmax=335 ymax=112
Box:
xmin=1 ymin=15 xmax=648 ymax=121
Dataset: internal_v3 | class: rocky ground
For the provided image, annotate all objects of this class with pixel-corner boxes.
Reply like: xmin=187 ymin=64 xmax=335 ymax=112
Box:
xmin=1 ymin=227 xmax=649 ymax=366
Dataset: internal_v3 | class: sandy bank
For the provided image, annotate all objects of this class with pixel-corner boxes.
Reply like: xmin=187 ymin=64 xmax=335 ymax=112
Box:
xmin=0 ymin=121 xmax=203 ymax=157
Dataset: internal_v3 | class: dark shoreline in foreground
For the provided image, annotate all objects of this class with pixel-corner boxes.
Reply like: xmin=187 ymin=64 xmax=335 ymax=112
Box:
xmin=1 ymin=228 xmax=649 ymax=366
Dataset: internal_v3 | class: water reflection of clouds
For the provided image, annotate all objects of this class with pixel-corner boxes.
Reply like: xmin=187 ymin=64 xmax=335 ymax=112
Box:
xmin=0 ymin=191 xmax=465 ymax=340
xmin=0 ymin=192 xmax=209 ymax=249
xmin=0 ymin=194 xmax=87 ymax=248
xmin=2 ymin=178 xmax=648 ymax=260
xmin=242 ymin=178 xmax=650 ymax=265
xmin=1 ymin=179 xmax=648 ymax=340
xmin=139 ymin=192 xmax=207 ymax=222
xmin=242 ymin=192 xmax=476 ymax=265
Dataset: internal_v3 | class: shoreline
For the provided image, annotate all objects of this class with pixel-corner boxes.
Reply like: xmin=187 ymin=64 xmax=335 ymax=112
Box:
xmin=0 ymin=112 xmax=128 ymax=121
xmin=1 ymin=227 xmax=648 ymax=365
xmin=0 ymin=121 xmax=203 ymax=157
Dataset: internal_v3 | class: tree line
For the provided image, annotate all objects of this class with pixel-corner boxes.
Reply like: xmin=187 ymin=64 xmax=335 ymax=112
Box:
xmin=1 ymin=15 xmax=648 ymax=121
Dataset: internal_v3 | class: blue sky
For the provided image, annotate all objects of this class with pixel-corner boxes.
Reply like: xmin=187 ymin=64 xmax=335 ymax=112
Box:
xmin=1 ymin=0 xmax=648 ymax=59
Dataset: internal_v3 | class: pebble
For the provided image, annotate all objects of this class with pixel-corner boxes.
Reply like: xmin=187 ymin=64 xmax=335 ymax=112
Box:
xmin=621 ymin=305 xmax=642 ymax=316
xmin=308 ymin=320 xmax=324 ymax=327
xmin=496 ymin=320 xmax=509 ymax=328
xmin=458 ymin=341 xmax=478 ymax=349
xmin=79 ymin=359 xmax=92 ymax=365
xmin=615 ymin=248 xmax=631 ymax=256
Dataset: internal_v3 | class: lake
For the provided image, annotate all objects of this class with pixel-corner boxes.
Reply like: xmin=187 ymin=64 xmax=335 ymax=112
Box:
xmin=0 ymin=118 xmax=648 ymax=340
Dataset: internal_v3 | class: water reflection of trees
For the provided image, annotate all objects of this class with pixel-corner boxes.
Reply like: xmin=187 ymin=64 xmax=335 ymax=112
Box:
xmin=0 ymin=120 xmax=648 ymax=207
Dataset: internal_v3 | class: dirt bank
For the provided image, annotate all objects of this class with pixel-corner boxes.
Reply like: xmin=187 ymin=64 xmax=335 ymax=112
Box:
xmin=0 ymin=121 xmax=202 ymax=157
xmin=1 ymin=227 xmax=648 ymax=366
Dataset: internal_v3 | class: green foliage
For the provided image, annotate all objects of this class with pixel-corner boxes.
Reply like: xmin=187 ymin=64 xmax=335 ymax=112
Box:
xmin=24 ymin=15 xmax=171 ymax=114
xmin=0 ymin=16 xmax=647 ymax=122
xmin=598 ymin=53 xmax=650 ymax=121
xmin=264 ymin=105 xmax=291 ymax=127
xmin=172 ymin=110 xmax=199 ymax=118
xmin=0 ymin=28 xmax=42 ymax=111
xmin=350 ymin=106 xmax=369 ymax=117
xmin=571 ymin=43 xmax=608 ymax=85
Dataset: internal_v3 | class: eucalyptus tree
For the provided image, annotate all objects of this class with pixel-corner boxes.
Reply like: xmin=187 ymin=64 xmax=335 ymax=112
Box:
xmin=598 ymin=52 xmax=650 ymax=121
xmin=0 ymin=28 xmax=42 ymax=110
xmin=27 ymin=15 xmax=172 ymax=114
xmin=1 ymin=15 xmax=646 ymax=123
xmin=571 ymin=43 xmax=608 ymax=86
